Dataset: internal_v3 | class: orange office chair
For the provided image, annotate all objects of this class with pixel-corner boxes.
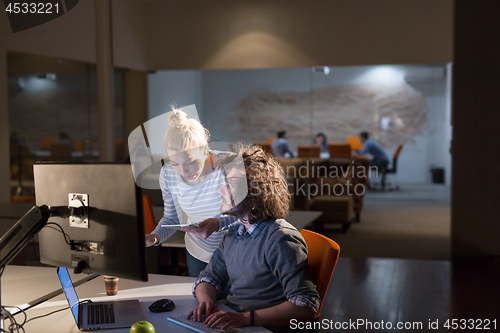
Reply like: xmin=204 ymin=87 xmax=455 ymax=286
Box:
xmin=116 ymin=138 xmax=125 ymax=161
xmin=143 ymin=194 xmax=157 ymax=234
xmin=74 ymin=141 xmax=83 ymax=152
xmin=391 ymin=144 xmax=404 ymax=170
xmin=40 ymin=136 xmax=57 ymax=150
xmin=297 ymin=145 xmax=320 ymax=158
xmin=267 ymin=137 xmax=276 ymax=144
xmin=381 ymin=143 xmax=404 ymax=190
xmin=328 ymin=143 xmax=352 ymax=158
xmin=346 ymin=136 xmax=363 ymax=151
xmin=300 ymin=229 xmax=340 ymax=317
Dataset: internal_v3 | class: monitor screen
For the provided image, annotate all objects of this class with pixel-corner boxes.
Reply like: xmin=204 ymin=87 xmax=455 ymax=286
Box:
xmin=35 ymin=162 xmax=148 ymax=281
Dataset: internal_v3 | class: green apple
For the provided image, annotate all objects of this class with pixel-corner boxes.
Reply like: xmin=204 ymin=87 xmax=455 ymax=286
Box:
xmin=130 ymin=321 xmax=155 ymax=333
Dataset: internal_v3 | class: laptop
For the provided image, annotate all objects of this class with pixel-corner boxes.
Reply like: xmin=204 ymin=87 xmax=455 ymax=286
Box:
xmin=57 ymin=267 xmax=144 ymax=330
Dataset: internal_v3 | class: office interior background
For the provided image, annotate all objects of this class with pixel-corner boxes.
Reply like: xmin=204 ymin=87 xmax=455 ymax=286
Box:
xmin=1 ymin=0 xmax=499 ymax=329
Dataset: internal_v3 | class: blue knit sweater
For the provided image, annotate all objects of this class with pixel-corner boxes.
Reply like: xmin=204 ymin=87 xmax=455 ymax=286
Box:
xmin=193 ymin=219 xmax=320 ymax=314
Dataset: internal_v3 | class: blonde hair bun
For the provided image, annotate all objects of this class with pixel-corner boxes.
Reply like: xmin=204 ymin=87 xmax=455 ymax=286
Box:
xmin=164 ymin=107 xmax=210 ymax=152
xmin=168 ymin=109 xmax=190 ymax=131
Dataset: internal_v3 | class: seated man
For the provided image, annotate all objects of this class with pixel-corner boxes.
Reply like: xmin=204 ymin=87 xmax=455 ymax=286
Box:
xmin=357 ymin=131 xmax=389 ymax=170
xmin=188 ymin=145 xmax=319 ymax=330
xmin=271 ymin=130 xmax=295 ymax=158
xmin=356 ymin=131 xmax=389 ymax=189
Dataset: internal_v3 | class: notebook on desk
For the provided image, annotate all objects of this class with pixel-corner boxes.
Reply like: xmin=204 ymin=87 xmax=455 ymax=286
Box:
xmin=57 ymin=267 xmax=144 ymax=331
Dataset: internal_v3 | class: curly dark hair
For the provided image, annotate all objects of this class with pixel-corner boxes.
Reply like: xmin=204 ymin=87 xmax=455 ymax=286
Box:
xmin=223 ymin=144 xmax=290 ymax=224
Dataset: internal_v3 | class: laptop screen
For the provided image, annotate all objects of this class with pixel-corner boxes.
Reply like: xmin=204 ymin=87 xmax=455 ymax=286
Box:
xmin=57 ymin=267 xmax=79 ymax=323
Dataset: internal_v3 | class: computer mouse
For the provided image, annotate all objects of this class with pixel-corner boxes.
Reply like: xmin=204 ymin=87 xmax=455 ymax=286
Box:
xmin=148 ymin=298 xmax=175 ymax=313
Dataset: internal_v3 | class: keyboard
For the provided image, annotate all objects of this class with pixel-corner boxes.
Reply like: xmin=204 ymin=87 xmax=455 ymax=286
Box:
xmin=87 ymin=303 xmax=115 ymax=325
xmin=167 ymin=315 xmax=237 ymax=333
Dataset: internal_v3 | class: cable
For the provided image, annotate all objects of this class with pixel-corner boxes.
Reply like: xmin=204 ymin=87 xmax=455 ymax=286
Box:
xmin=0 ymin=300 xmax=92 ymax=332
xmin=16 ymin=299 xmax=91 ymax=331
xmin=44 ymin=223 xmax=71 ymax=245
xmin=1 ymin=306 xmax=25 ymax=333
xmin=1 ymin=307 xmax=26 ymax=326
xmin=1 ymin=306 xmax=27 ymax=333
xmin=22 ymin=306 xmax=69 ymax=325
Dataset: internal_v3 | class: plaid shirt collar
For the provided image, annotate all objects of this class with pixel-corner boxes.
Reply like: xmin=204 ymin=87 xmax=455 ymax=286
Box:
xmin=236 ymin=221 xmax=267 ymax=238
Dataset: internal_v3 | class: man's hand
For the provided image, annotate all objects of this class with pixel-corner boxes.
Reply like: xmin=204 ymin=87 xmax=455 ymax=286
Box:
xmin=205 ymin=310 xmax=250 ymax=330
xmin=145 ymin=233 xmax=159 ymax=247
xmin=182 ymin=218 xmax=219 ymax=239
xmin=187 ymin=301 xmax=219 ymax=322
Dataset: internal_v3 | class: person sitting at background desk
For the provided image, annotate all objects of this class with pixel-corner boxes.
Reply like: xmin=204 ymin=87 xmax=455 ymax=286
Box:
xmin=312 ymin=132 xmax=328 ymax=153
xmin=271 ymin=130 xmax=295 ymax=158
xmin=355 ymin=131 xmax=389 ymax=171
xmin=188 ymin=145 xmax=319 ymax=330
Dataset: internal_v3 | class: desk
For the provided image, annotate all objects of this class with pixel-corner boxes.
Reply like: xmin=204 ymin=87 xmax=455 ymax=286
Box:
xmin=152 ymin=208 xmax=322 ymax=248
xmin=285 ymin=210 xmax=322 ymax=230
xmin=3 ymin=265 xmax=270 ymax=333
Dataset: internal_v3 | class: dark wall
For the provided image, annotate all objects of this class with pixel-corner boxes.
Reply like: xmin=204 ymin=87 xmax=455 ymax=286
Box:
xmin=451 ymin=0 xmax=500 ymax=259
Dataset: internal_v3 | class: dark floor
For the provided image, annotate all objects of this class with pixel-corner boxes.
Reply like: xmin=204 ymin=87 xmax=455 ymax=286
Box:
xmin=321 ymin=184 xmax=451 ymax=261
xmin=320 ymin=257 xmax=500 ymax=332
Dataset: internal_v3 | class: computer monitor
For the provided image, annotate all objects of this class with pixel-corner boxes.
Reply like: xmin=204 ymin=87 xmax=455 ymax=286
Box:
xmin=34 ymin=162 xmax=148 ymax=282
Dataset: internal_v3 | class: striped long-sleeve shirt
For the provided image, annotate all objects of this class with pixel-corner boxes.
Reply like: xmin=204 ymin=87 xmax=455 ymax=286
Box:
xmin=152 ymin=153 xmax=239 ymax=263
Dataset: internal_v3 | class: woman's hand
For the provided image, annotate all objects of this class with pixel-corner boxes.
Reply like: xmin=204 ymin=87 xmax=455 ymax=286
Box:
xmin=182 ymin=218 xmax=219 ymax=239
xmin=205 ymin=310 xmax=250 ymax=330
xmin=187 ymin=301 xmax=219 ymax=322
xmin=145 ymin=233 xmax=159 ymax=247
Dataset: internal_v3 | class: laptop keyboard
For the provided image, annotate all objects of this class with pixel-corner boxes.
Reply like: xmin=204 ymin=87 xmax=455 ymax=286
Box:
xmin=167 ymin=315 xmax=237 ymax=333
xmin=88 ymin=303 xmax=116 ymax=325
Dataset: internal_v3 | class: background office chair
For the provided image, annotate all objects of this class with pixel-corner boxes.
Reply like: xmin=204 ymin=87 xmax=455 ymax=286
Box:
xmin=300 ymin=229 xmax=340 ymax=317
xmin=379 ymin=143 xmax=404 ymax=190
xmin=328 ymin=143 xmax=352 ymax=158
xmin=143 ymin=194 xmax=157 ymax=234
xmin=346 ymin=136 xmax=363 ymax=151
xmin=297 ymin=145 xmax=320 ymax=158
xmin=40 ymin=136 xmax=58 ymax=150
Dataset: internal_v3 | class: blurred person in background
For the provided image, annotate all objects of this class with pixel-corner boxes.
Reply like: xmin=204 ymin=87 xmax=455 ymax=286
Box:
xmin=271 ymin=130 xmax=295 ymax=158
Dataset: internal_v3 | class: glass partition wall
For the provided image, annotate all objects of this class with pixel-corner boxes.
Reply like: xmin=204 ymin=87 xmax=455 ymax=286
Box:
xmin=148 ymin=64 xmax=451 ymax=186
xmin=7 ymin=52 xmax=126 ymax=199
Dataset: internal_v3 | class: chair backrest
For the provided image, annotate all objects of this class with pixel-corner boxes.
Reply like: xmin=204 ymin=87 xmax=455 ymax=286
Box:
xmin=297 ymin=145 xmax=320 ymax=158
xmin=267 ymin=137 xmax=276 ymax=144
xmin=116 ymin=138 xmax=125 ymax=161
xmin=40 ymin=136 xmax=57 ymax=150
xmin=393 ymin=144 xmax=403 ymax=158
xmin=390 ymin=144 xmax=404 ymax=173
xmin=300 ymin=229 xmax=340 ymax=317
xmin=346 ymin=136 xmax=363 ymax=151
xmin=328 ymin=143 xmax=352 ymax=158
xmin=143 ymin=194 xmax=157 ymax=234
xmin=74 ymin=141 xmax=83 ymax=152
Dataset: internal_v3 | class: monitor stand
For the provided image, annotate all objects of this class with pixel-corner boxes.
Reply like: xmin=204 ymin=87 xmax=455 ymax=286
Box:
xmin=0 ymin=205 xmax=85 ymax=327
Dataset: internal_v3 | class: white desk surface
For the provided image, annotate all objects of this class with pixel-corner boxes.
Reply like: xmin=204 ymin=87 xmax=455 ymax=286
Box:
xmin=152 ymin=207 xmax=322 ymax=248
xmin=2 ymin=265 xmax=270 ymax=333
